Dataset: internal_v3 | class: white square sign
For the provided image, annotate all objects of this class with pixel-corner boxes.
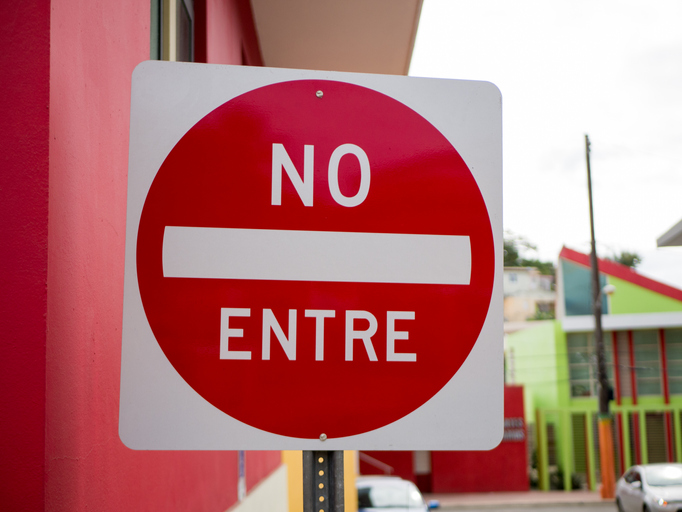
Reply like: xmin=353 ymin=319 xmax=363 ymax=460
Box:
xmin=120 ymin=61 xmax=502 ymax=450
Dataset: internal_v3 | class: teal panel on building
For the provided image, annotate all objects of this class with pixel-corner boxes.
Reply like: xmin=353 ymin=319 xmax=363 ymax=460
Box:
xmin=562 ymin=260 xmax=608 ymax=316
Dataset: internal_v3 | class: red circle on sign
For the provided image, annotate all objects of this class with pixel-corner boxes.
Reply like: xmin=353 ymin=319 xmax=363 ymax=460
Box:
xmin=137 ymin=80 xmax=494 ymax=439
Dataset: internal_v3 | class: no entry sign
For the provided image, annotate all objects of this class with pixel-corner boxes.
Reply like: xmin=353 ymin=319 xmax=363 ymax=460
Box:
xmin=120 ymin=61 xmax=502 ymax=450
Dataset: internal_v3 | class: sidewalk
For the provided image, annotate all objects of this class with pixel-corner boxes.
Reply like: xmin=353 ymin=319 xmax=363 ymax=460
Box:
xmin=423 ymin=490 xmax=614 ymax=509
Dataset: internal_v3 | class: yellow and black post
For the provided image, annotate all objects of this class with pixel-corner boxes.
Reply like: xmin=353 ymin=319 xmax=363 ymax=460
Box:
xmin=303 ymin=451 xmax=345 ymax=512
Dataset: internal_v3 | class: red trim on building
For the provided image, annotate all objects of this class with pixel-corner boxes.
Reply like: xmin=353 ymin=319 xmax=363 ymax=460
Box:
xmin=560 ymin=246 xmax=682 ymax=302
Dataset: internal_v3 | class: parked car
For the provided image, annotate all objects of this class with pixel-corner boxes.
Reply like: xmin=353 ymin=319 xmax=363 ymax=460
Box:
xmin=356 ymin=476 xmax=439 ymax=512
xmin=615 ymin=463 xmax=682 ymax=512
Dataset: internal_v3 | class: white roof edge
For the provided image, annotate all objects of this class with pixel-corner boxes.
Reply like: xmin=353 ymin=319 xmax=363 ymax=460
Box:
xmin=562 ymin=311 xmax=682 ymax=332
xmin=657 ymin=218 xmax=682 ymax=247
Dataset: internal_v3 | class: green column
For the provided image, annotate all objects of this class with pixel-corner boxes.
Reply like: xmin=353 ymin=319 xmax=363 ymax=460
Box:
xmin=537 ymin=409 xmax=550 ymax=491
xmin=562 ymin=410 xmax=573 ymax=492
xmin=670 ymin=409 xmax=682 ymax=462
xmin=586 ymin=411 xmax=597 ymax=491
xmin=639 ymin=411 xmax=648 ymax=464
xmin=621 ymin=411 xmax=631 ymax=470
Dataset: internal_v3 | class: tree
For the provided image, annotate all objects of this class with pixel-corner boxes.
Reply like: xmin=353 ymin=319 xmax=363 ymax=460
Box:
xmin=503 ymin=238 xmax=520 ymax=267
xmin=504 ymin=232 xmax=555 ymax=277
xmin=609 ymin=250 xmax=641 ymax=268
xmin=518 ymin=257 xmax=555 ymax=277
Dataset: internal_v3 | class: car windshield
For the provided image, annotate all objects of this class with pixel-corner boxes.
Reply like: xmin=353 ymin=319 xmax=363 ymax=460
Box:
xmin=358 ymin=482 xmax=424 ymax=509
xmin=646 ymin=466 xmax=682 ymax=486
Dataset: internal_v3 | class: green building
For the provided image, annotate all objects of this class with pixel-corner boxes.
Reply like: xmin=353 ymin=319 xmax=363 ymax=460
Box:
xmin=506 ymin=247 xmax=682 ymax=491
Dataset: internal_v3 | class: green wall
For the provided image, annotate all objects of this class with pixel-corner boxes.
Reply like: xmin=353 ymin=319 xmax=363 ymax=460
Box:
xmin=506 ymin=321 xmax=563 ymax=421
xmin=607 ymin=275 xmax=682 ymax=314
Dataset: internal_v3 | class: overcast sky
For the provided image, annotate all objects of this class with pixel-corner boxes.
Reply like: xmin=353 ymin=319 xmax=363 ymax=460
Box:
xmin=410 ymin=0 xmax=682 ymax=287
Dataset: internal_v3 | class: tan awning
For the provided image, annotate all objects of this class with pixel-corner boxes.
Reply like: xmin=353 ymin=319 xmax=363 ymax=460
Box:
xmin=250 ymin=0 xmax=423 ymax=75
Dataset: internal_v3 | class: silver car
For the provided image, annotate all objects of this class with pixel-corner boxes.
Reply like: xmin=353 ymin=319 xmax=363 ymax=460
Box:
xmin=357 ymin=476 xmax=439 ymax=512
xmin=616 ymin=464 xmax=682 ymax=512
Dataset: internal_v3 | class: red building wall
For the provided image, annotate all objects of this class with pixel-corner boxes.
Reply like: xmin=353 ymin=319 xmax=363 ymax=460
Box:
xmin=359 ymin=386 xmax=528 ymax=494
xmin=431 ymin=385 xmax=528 ymax=493
xmin=1 ymin=0 xmax=280 ymax=510
xmin=0 ymin=1 xmax=50 ymax=510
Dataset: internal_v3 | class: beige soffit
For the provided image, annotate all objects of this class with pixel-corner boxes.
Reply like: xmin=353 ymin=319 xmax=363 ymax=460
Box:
xmin=658 ymin=218 xmax=682 ymax=247
xmin=250 ymin=0 xmax=423 ymax=75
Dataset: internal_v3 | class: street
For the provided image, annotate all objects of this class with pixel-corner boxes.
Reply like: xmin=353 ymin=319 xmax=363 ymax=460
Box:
xmin=427 ymin=491 xmax=617 ymax=512
xmin=441 ymin=505 xmax=614 ymax=512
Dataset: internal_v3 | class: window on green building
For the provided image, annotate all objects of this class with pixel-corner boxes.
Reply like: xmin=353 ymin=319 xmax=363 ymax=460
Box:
xmin=568 ymin=333 xmax=591 ymax=397
xmin=665 ymin=329 xmax=682 ymax=395
xmin=615 ymin=331 xmax=632 ymax=398
xmin=567 ymin=332 xmax=614 ymax=398
xmin=633 ymin=330 xmax=662 ymax=396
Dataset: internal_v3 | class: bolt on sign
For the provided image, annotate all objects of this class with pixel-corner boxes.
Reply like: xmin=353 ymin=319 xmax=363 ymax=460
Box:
xmin=120 ymin=61 xmax=503 ymax=450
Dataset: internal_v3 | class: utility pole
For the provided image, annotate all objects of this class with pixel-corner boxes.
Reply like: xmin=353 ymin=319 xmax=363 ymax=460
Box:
xmin=585 ymin=134 xmax=615 ymax=498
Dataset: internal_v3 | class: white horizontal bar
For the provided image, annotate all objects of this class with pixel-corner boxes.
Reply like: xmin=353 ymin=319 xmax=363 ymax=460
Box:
xmin=562 ymin=312 xmax=682 ymax=332
xmin=162 ymin=226 xmax=471 ymax=285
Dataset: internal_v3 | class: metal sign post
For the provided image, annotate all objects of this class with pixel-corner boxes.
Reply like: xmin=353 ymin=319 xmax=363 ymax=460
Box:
xmin=585 ymin=134 xmax=616 ymax=498
xmin=303 ymin=451 xmax=344 ymax=512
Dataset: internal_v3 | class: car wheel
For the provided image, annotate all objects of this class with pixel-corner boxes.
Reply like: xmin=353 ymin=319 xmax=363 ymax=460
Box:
xmin=615 ymin=498 xmax=624 ymax=512
xmin=643 ymin=506 xmax=650 ymax=512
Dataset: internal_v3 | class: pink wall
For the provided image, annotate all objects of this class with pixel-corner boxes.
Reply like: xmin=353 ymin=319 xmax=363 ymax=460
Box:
xmin=196 ymin=0 xmax=262 ymax=65
xmin=0 ymin=0 xmax=281 ymax=510
xmin=206 ymin=0 xmax=245 ymax=64
xmin=0 ymin=1 xmax=276 ymax=508
xmin=246 ymin=451 xmax=284 ymax=491
xmin=0 ymin=1 xmax=50 ymax=510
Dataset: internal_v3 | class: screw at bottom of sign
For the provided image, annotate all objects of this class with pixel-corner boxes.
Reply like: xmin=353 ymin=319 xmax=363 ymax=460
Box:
xmin=316 ymin=90 xmax=323 ymax=98
xmin=319 ymin=433 xmax=327 ymax=441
